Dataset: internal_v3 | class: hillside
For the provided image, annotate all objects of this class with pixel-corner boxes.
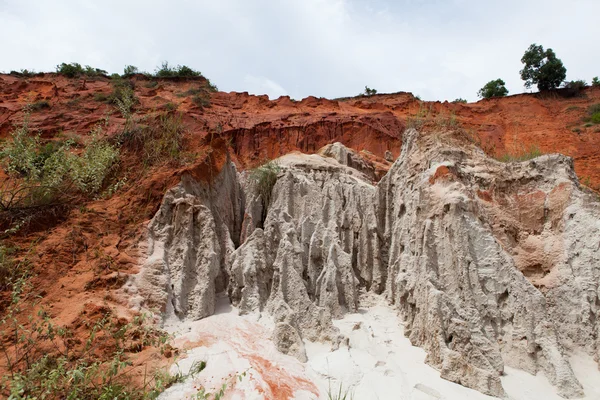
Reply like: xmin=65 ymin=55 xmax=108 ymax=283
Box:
xmin=1 ymin=73 xmax=599 ymax=399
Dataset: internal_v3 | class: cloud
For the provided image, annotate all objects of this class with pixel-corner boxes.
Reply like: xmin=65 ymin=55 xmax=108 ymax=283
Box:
xmin=1 ymin=0 xmax=598 ymax=102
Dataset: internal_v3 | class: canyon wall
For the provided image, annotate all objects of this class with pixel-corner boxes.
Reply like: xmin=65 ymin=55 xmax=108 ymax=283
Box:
xmin=132 ymin=129 xmax=600 ymax=398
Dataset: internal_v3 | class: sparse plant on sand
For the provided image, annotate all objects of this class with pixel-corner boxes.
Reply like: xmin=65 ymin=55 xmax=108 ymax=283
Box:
xmin=327 ymin=381 xmax=354 ymax=400
xmin=497 ymin=144 xmax=543 ymax=163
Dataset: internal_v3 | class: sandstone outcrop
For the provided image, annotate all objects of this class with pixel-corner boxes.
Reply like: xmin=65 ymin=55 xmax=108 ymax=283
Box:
xmin=134 ymin=133 xmax=600 ymax=398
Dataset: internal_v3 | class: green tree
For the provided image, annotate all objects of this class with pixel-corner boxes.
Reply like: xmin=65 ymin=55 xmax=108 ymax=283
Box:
xmin=364 ymin=86 xmax=377 ymax=96
xmin=520 ymin=44 xmax=566 ymax=91
xmin=477 ymin=79 xmax=509 ymax=99
xmin=592 ymin=77 xmax=600 ymax=87
xmin=123 ymin=65 xmax=139 ymax=77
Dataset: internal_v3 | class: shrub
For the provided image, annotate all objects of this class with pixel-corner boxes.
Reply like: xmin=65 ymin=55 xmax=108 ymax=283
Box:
xmin=478 ymin=79 xmax=509 ymax=98
xmin=56 ymin=62 xmax=107 ymax=78
xmin=593 ymin=77 xmax=600 ymax=87
xmin=363 ymin=86 xmax=377 ymax=96
xmin=520 ymin=44 xmax=567 ymax=91
xmin=107 ymin=79 xmax=138 ymax=120
xmin=69 ymin=129 xmax=120 ymax=194
xmin=250 ymin=161 xmax=280 ymax=215
xmin=0 ymin=245 xmax=17 ymax=290
xmin=94 ymin=92 xmax=109 ymax=102
xmin=562 ymin=80 xmax=587 ymax=97
xmin=30 ymin=100 xmax=50 ymax=111
xmin=9 ymin=69 xmax=36 ymax=78
xmin=0 ymin=271 xmax=178 ymax=400
xmin=0 ymin=116 xmax=119 ymax=233
xmin=154 ymin=62 xmax=202 ymax=78
xmin=123 ymin=65 xmax=139 ymax=77
xmin=452 ymin=98 xmax=467 ymax=103
xmin=116 ymin=113 xmax=185 ymax=166
xmin=586 ymin=104 xmax=600 ymax=125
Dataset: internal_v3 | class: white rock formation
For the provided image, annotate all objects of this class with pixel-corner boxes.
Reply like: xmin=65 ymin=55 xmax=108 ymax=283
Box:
xmin=133 ymin=132 xmax=600 ymax=398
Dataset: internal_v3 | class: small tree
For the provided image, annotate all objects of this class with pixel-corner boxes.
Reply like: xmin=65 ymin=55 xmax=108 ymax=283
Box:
xmin=592 ymin=77 xmax=600 ymax=87
xmin=123 ymin=65 xmax=139 ymax=77
xmin=477 ymin=79 xmax=508 ymax=99
xmin=364 ymin=86 xmax=377 ymax=96
xmin=520 ymin=44 xmax=566 ymax=91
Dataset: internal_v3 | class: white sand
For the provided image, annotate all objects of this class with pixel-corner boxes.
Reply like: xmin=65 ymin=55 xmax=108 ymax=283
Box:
xmin=159 ymin=293 xmax=600 ymax=400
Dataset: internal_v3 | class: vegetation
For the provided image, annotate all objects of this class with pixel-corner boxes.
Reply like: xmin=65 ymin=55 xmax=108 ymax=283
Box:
xmin=452 ymin=98 xmax=467 ymax=103
xmin=0 ymin=244 xmax=18 ymax=290
xmin=56 ymin=63 xmax=107 ymax=78
xmin=497 ymin=144 xmax=543 ymax=163
xmin=250 ymin=161 xmax=280 ymax=220
xmin=520 ymin=44 xmax=566 ymax=91
xmin=9 ymin=70 xmax=37 ymax=78
xmin=562 ymin=80 xmax=588 ymax=97
xmin=123 ymin=65 xmax=139 ymax=77
xmin=30 ymin=100 xmax=50 ymax=111
xmin=593 ymin=77 xmax=600 ymax=87
xmin=363 ymin=86 xmax=377 ymax=96
xmin=0 ymin=256 xmax=180 ymax=400
xmin=477 ymin=79 xmax=508 ymax=99
xmin=587 ymin=104 xmax=600 ymax=125
xmin=177 ymin=83 xmax=218 ymax=110
xmin=154 ymin=62 xmax=203 ymax=78
xmin=0 ymin=114 xmax=119 ymax=233
xmin=116 ymin=113 xmax=186 ymax=166
xmin=327 ymin=382 xmax=353 ymax=400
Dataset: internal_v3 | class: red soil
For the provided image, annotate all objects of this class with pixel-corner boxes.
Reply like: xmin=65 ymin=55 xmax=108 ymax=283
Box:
xmin=1 ymin=72 xmax=600 ymax=393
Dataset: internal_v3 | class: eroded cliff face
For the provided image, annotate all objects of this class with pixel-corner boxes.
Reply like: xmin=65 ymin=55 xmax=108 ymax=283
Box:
xmin=132 ymin=129 xmax=600 ymax=398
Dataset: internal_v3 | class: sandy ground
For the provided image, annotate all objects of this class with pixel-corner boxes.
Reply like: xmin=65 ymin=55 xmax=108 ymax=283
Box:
xmin=158 ymin=293 xmax=600 ymax=400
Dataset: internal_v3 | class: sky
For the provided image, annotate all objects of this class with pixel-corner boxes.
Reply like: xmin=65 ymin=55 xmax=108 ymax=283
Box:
xmin=1 ymin=0 xmax=599 ymax=102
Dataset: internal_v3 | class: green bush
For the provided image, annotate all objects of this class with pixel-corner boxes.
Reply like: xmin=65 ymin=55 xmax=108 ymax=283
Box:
xmin=250 ymin=161 xmax=280 ymax=213
xmin=56 ymin=63 xmax=107 ymax=78
xmin=562 ymin=80 xmax=587 ymax=97
xmin=593 ymin=77 xmax=600 ymax=87
xmin=0 ymin=277 xmax=178 ymax=400
xmin=363 ymin=86 xmax=377 ymax=96
xmin=9 ymin=69 xmax=36 ymax=78
xmin=30 ymin=100 xmax=50 ymax=111
xmin=452 ymin=98 xmax=467 ymax=103
xmin=154 ymin=62 xmax=202 ymax=78
xmin=520 ymin=44 xmax=566 ymax=91
xmin=0 ymin=116 xmax=120 ymax=232
xmin=0 ymin=245 xmax=17 ymax=290
xmin=478 ymin=79 xmax=509 ymax=98
xmin=107 ymin=79 xmax=138 ymax=120
xmin=586 ymin=104 xmax=600 ymax=125
xmin=123 ymin=65 xmax=139 ymax=77
xmin=116 ymin=113 xmax=185 ymax=166
xmin=69 ymin=130 xmax=120 ymax=194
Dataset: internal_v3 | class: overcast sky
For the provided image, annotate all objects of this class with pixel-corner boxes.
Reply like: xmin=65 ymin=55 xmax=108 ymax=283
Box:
xmin=1 ymin=0 xmax=598 ymax=102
